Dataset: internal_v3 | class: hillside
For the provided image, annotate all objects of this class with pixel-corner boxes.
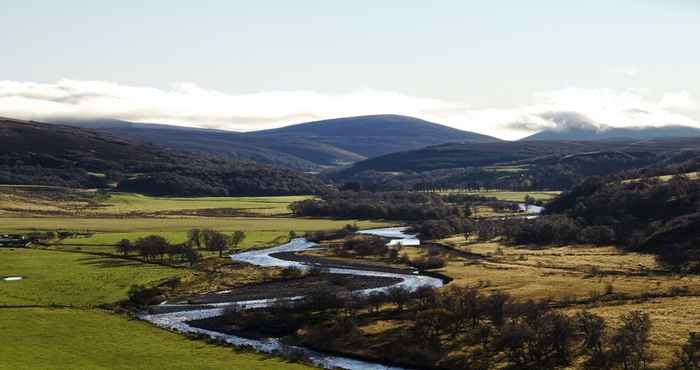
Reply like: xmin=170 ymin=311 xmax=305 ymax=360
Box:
xmin=0 ymin=117 xmax=324 ymax=196
xmin=61 ymin=115 xmax=499 ymax=169
xmin=329 ymin=138 xmax=700 ymax=191
xmin=522 ymin=125 xmax=700 ymax=141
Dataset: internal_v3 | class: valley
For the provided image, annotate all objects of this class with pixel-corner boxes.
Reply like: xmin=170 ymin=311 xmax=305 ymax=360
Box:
xmin=3 ymin=114 xmax=700 ymax=370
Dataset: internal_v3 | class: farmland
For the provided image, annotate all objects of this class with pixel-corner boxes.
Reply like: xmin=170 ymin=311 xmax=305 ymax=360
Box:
xmin=0 ymin=248 xmax=184 ymax=307
xmin=0 ymin=308 xmax=311 ymax=370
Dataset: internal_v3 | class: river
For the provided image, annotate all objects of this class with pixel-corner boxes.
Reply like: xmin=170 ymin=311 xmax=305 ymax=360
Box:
xmin=139 ymin=227 xmax=442 ymax=370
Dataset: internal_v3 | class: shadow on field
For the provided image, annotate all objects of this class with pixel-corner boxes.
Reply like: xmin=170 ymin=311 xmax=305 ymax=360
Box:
xmin=78 ymin=255 xmax=152 ymax=268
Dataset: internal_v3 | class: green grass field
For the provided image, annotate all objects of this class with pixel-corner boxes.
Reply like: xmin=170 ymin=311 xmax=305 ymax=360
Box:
xmin=0 ymin=190 xmax=389 ymax=369
xmin=0 ymin=307 xmax=311 ymax=370
xmin=0 ymin=248 xmax=313 ymax=370
xmin=0 ymin=248 xmax=184 ymax=307
xmin=0 ymin=216 xmax=391 ymax=251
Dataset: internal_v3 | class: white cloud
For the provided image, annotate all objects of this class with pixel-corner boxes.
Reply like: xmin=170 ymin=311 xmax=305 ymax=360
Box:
xmin=660 ymin=91 xmax=697 ymax=110
xmin=0 ymin=79 xmax=698 ymax=140
xmin=611 ymin=65 xmax=641 ymax=77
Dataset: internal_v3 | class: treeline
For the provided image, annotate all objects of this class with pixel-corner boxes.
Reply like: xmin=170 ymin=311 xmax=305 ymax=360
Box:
xmin=289 ymin=191 xmax=462 ymax=220
xmin=483 ymin=174 xmax=700 ymax=273
xmin=541 ymin=175 xmax=700 ymax=272
xmin=215 ymin=284 xmax=692 ymax=370
xmin=116 ymin=162 xmax=326 ymax=197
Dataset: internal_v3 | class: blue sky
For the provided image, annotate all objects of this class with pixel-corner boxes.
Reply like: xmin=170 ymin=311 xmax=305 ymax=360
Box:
xmin=1 ymin=0 xmax=699 ymax=139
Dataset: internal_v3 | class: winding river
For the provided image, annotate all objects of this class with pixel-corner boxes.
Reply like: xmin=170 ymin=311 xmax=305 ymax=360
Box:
xmin=139 ymin=227 xmax=443 ymax=370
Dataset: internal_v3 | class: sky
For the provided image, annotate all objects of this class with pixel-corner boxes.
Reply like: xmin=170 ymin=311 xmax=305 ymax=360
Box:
xmin=1 ymin=0 xmax=699 ymax=140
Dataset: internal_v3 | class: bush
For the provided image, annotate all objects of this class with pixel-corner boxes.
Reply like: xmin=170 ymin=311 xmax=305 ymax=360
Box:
xmin=409 ymin=256 xmax=447 ymax=270
xmin=579 ymin=226 xmax=616 ymax=245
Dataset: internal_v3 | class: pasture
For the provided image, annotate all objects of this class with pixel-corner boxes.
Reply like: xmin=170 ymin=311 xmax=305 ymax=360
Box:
xmin=0 ymin=307 xmax=311 ymax=370
xmin=0 ymin=248 xmax=184 ymax=307
xmin=1 ymin=216 xmax=391 ymax=251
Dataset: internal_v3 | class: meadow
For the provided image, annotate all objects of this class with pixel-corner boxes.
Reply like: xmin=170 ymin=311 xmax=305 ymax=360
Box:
xmin=0 ymin=307 xmax=311 ymax=370
xmin=0 ymin=248 xmax=185 ymax=307
xmin=0 ymin=239 xmax=312 ymax=369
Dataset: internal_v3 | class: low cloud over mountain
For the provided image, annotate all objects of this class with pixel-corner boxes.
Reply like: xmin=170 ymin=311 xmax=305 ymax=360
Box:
xmin=0 ymin=80 xmax=698 ymax=140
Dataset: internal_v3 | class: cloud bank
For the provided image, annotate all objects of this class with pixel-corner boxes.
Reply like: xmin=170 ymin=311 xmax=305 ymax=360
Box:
xmin=0 ymin=79 xmax=697 ymax=140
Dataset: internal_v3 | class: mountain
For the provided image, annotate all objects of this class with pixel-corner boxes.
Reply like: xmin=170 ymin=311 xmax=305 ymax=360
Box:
xmin=60 ymin=115 xmax=500 ymax=170
xmin=521 ymin=125 xmax=700 ymax=141
xmin=246 ymin=115 xmax=500 ymax=159
xmin=59 ymin=119 xmax=325 ymax=170
xmin=0 ymin=117 xmax=324 ymax=196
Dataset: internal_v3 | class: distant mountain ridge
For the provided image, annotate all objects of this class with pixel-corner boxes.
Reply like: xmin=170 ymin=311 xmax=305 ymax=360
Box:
xmin=0 ymin=117 xmax=325 ymax=196
xmin=59 ymin=114 xmax=500 ymax=170
xmin=521 ymin=125 xmax=700 ymax=141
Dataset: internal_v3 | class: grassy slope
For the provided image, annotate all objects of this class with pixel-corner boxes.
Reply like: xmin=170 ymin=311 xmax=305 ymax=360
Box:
xmin=0 ymin=307 xmax=310 ymax=370
xmin=0 ymin=248 xmax=313 ymax=370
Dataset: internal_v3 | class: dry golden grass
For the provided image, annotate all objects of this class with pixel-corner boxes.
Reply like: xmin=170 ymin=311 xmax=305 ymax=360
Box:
xmin=564 ymin=297 xmax=700 ymax=365
xmin=359 ymin=319 xmax=408 ymax=336
xmin=431 ymin=237 xmax=700 ymax=302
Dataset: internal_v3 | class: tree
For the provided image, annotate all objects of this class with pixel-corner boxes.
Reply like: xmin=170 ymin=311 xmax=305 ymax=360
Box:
xmin=669 ymin=333 xmax=700 ymax=370
xmin=388 ymin=286 xmax=410 ymax=311
xmin=484 ymin=291 xmax=511 ymax=327
xmin=115 ymin=238 xmax=133 ymax=256
xmin=579 ymin=226 xmax=616 ymax=245
xmin=575 ymin=311 xmax=607 ymax=357
xmin=182 ymin=245 xmax=201 ymax=266
xmin=609 ymin=311 xmax=653 ymax=370
xmin=134 ymin=235 xmax=169 ymax=261
xmin=187 ymin=228 xmax=202 ymax=248
xmin=229 ymin=230 xmax=246 ymax=251
xmin=205 ymin=231 xmax=228 ymax=257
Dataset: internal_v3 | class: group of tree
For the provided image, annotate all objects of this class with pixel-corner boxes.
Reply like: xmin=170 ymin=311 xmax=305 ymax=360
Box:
xmin=543 ymin=175 xmax=700 ymax=272
xmin=115 ymin=229 xmax=247 ymax=264
xmin=186 ymin=228 xmax=247 ymax=257
xmin=217 ymin=284 xmax=674 ymax=370
xmin=116 ymin=236 xmax=200 ymax=266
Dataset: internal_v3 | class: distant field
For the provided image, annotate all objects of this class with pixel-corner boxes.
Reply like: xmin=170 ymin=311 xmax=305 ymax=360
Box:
xmin=623 ymin=171 xmax=700 ymax=184
xmin=481 ymin=165 xmax=529 ymax=173
xmin=0 ymin=217 xmax=391 ymax=250
xmin=0 ymin=187 xmax=312 ymax=216
xmin=0 ymin=308 xmax=311 ymax=370
xmin=0 ymin=248 xmax=184 ymax=306
xmin=456 ymin=190 xmax=561 ymax=202
xmin=98 ymin=193 xmax=312 ymax=215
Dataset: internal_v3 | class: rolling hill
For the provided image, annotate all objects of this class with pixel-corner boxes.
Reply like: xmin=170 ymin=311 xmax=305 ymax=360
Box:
xmin=61 ymin=115 xmax=499 ymax=169
xmin=329 ymin=137 xmax=700 ymax=191
xmin=522 ymin=125 xmax=700 ymax=141
xmin=0 ymin=117 xmax=324 ymax=196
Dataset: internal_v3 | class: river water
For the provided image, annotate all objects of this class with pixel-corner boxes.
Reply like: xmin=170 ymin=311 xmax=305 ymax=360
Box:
xmin=139 ymin=227 xmax=442 ymax=370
